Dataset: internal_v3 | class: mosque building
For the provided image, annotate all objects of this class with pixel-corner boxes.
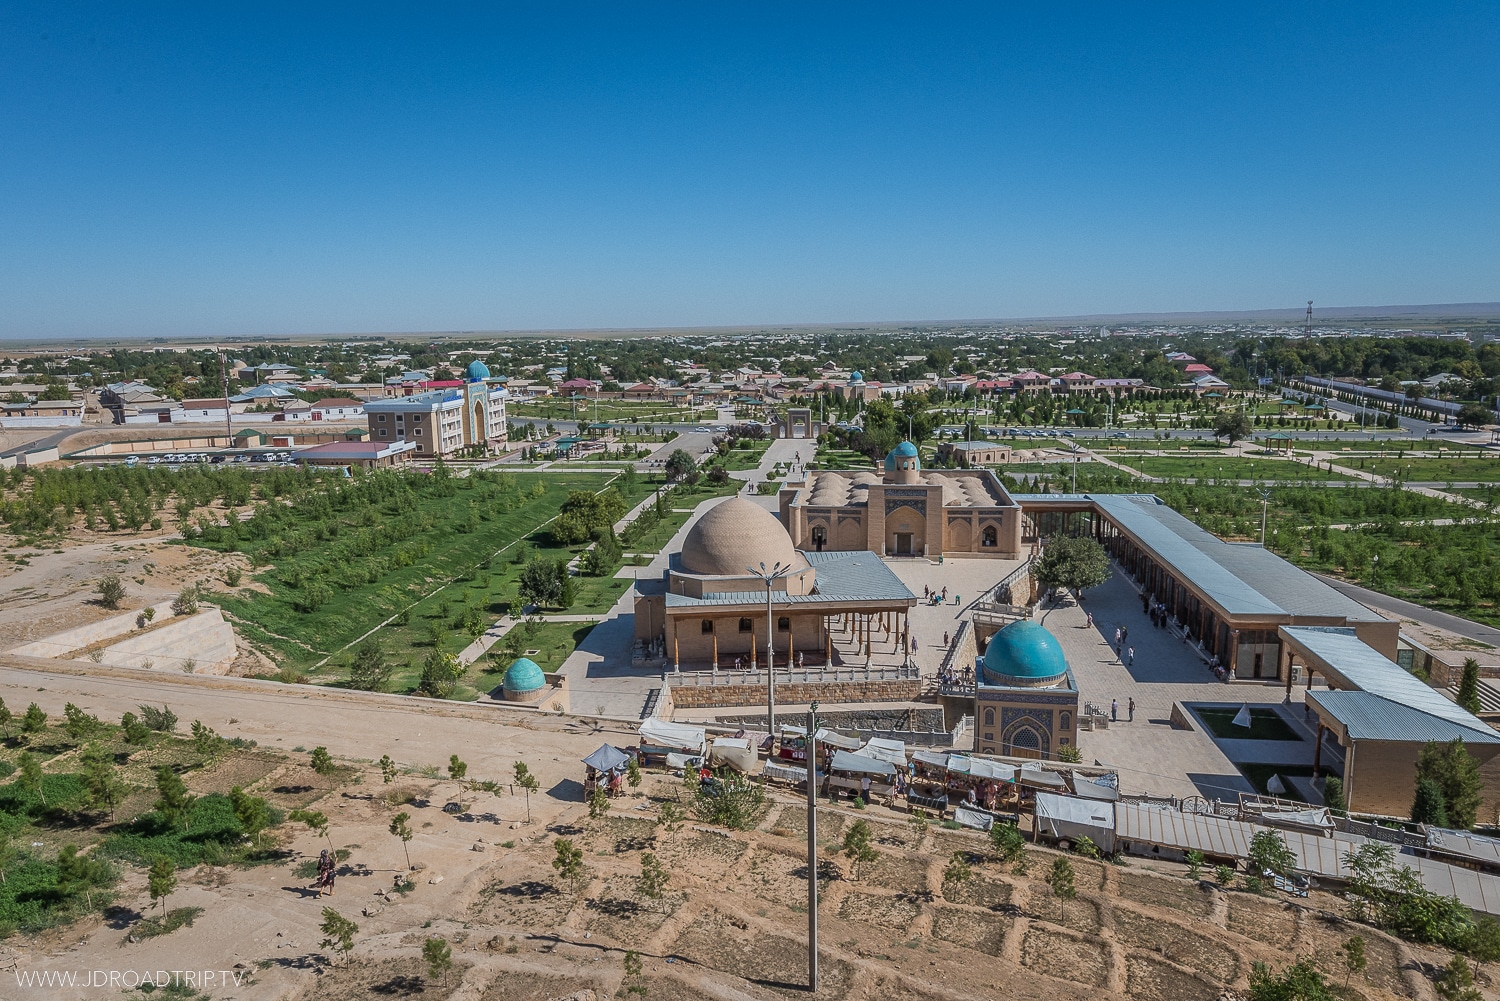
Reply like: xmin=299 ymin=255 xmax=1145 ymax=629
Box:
xmin=632 ymin=497 xmax=917 ymax=670
xmin=780 ymin=441 xmax=1024 ymax=559
xmin=364 ymin=359 xmax=508 ymax=457
xmin=973 ymin=620 xmax=1079 ymax=759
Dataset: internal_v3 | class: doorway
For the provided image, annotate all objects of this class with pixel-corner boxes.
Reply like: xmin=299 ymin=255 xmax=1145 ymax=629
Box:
xmin=895 ymin=533 xmax=912 ymax=555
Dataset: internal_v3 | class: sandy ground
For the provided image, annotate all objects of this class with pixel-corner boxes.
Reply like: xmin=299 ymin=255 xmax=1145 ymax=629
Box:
xmin=0 ymin=660 xmax=1459 ymax=1001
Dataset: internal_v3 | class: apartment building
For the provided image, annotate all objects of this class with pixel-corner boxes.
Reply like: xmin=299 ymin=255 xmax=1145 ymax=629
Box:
xmin=364 ymin=374 xmax=507 ymax=457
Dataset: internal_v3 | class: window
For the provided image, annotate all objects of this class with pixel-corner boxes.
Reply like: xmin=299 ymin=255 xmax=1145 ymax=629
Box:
xmin=981 ymin=525 xmax=997 ymax=548
xmin=377 ymin=414 xmax=387 ymax=422
xmin=1060 ymin=712 xmax=1071 ymax=730
xmin=738 ymin=617 xmax=752 ymax=633
xmin=412 ymin=414 xmax=422 ymax=422
xmin=983 ymin=733 xmax=994 ymax=742
xmin=701 ymin=619 xmax=714 ymax=634
xmin=415 ymin=444 xmax=424 ymax=452
xmin=983 ymin=707 xmax=994 ymax=726
xmin=777 ymin=616 xmax=790 ymax=632
xmin=811 ymin=526 xmax=827 ymax=546
xmin=378 ymin=430 xmax=388 ymax=439
xmin=413 ymin=427 xmax=423 ymax=435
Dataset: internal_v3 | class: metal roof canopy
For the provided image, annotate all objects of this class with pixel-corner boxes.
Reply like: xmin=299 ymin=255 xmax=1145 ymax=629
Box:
xmin=1287 ymin=626 xmax=1499 ymax=743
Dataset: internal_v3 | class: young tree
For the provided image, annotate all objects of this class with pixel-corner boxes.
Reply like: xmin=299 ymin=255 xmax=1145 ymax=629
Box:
xmin=1416 ymin=738 xmax=1484 ymax=829
xmin=120 ymin=711 xmax=152 ymax=745
xmin=379 ymin=754 xmax=397 ymax=784
xmin=419 ymin=649 xmax=463 ymax=699
xmin=448 ymin=755 xmax=468 ymax=783
xmin=55 ymin=844 xmax=107 ymax=911
xmin=1341 ymin=936 xmax=1367 ymax=988
xmin=1322 ymin=776 xmax=1347 ymax=817
xmin=1031 ymin=535 xmax=1111 ymax=599
xmin=1215 ymin=865 xmax=1236 ymax=887
xmin=1412 ymin=776 xmax=1451 ymax=827
xmin=942 ymin=851 xmax=973 ymax=895
xmin=1469 ymin=915 xmax=1500 ymax=976
xmin=348 ymin=637 xmax=393 ymax=693
xmin=1185 ymin=849 xmax=1205 ymax=880
xmin=62 ymin=703 xmax=104 ymax=741
xmin=310 ymin=746 xmax=335 ymax=774
xmin=625 ymin=756 xmax=642 ymax=791
xmin=907 ymin=809 xmax=930 ymax=847
xmin=552 ymin=837 xmax=586 ymax=892
xmin=1435 ymin=955 xmax=1482 ymax=1001
xmin=988 ymin=821 xmax=1026 ymax=864
xmin=230 ymin=786 xmax=273 ymax=847
xmin=171 ymin=585 xmax=200 ymax=616
xmin=80 ymin=743 xmax=125 ymax=821
xmin=1248 ymin=829 xmax=1296 ymax=878
xmin=1457 ymin=658 xmax=1483 ymax=715
xmin=656 ymin=801 xmax=685 ymax=843
xmin=290 ymin=809 xmax=334 ymax=852
xmin=389 ymin=811 xmax=414 ymax=868
xmin=588 ymin=784 xmax=610 ymax=820
xmin=517 ymin=556 xmax=564 ymax=609
xmin=637 ymin=851 xmax=669 ymax=901
xmin=191 ymin=720 xmax=226 ymax=759
xmin=422 ymin=936 xmax=453 ymax=986
xmin=154 ymin=766 xmax=194 ymax=830
xmin=841 ymin=819 xmax=877 ymax=881
xmin=138 ymin=703 xmax=178 ymax=733
xmin=0 ymin=696 xmax=11 ymax=738
xmin=1048 ymin=857 xmax=1077 ymax=899
xmin=21 ymin=702 xmax=47 ymax=735
xmin=319 ymin=908 xmax=359 ymax=968
xmin=513 ymin=762 xmax=540 ymax=824
xmin=96 ymin=573 xmax=127 ymax=609
xmin=1247 ymin=957 xmax=1334 ymax=1001
xmin=147 ymin=855 xmax=177 ymax=918
xmin=14 ymin=748 xmax=52 ymax=811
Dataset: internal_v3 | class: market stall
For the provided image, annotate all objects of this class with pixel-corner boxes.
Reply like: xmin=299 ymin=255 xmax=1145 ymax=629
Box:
xmin=828 ymin=750 xmax=896 ymax=802
xmin=1034 ymin=792 xmax=1115 ymax=853
xmin=638 ymin=719 xmax=707 ymax=764
xmin=709 ymin=735 xmax=759 ymax=774
xmin=582 ymin=743 xmax=631 ymax=799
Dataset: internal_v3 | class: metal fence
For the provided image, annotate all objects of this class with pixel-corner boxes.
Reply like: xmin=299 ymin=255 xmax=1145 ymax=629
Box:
xmin=665 ymin=663 xmax=921 ymax=686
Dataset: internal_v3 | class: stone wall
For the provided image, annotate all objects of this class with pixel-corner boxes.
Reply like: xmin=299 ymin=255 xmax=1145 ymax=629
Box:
xmin=669 ymin=679 xmax=921 ymax=709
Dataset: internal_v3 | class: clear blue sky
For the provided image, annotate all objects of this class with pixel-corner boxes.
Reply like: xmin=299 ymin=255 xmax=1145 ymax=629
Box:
xmin=2 ymin=3 xmax=1497 ymax=339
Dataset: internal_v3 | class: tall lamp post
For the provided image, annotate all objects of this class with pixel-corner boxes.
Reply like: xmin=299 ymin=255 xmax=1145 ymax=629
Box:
xmin=748 ymin=560 xmax=792 ymax=735
xmin=1258 ymin=488 xmax=1272 ymax=547
xmin=806 ymin=700 xmax=820 ymax=992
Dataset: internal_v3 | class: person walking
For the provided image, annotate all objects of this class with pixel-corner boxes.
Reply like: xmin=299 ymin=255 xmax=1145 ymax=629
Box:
xmin=1113 ymin=627 xmax=1122 ymax=648
xmin=1111 ymin=698 xmax=1118 ymax=722
xmin=1127 ymin=646 xmax=1135 ymax=667
xmin=1128 ymin=697 xmax=1136 ymax=722
xmin=314 ymin=849 xmax=336 ymax=898
xmin=1085 ymin=611 xmax=1093 ymax=628
xmin=1121 ymin=626 xmax=1128 ymax=645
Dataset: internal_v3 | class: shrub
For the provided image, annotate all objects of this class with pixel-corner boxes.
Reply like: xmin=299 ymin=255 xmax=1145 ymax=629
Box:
xmin=95 ymin=573 xmax=126 ymax=609
xmin=171 ymin=586 xmax=199 ymax=616
xmin=138 ymin=704 xmax=177 ymax=732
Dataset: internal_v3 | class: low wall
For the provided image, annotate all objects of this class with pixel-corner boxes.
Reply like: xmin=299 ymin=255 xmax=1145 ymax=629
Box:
xmin=99 ymin=609 xmax=238 ymax=674
xmin=670 ymin=679 xmax=921 ymax=709
xmin=8 ymin=608 xmax=151 ymax=658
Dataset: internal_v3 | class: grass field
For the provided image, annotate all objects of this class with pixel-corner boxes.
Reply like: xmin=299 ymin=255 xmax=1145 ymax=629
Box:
xmin=1193 ymin=706 xmax=1301 ymax=741
xmin=1332 ymin=455 xmax=1500 ymax=483
xmin=1115 ymin=456 xmax=1351 ymax=482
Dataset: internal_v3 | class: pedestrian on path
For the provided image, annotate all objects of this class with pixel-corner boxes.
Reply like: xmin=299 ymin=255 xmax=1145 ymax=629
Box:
xmin=1121 ymin=626 xmax=1128 ymax=644
xmin=1085 ymin=611 xmax=1093 ymax=628
xmin=1114 ymin=627 xmax=1122 ymax=648
xmin=1128 ymin=698 xmax=1135 ymax=721
xmin=1127 ymin=646 xmax=1135 ymax=667
xmin=1111 ymin=698 xmax=1118 ymax=721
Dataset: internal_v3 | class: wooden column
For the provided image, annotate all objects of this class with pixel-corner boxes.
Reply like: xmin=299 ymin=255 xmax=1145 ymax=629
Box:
xmin=1312 ymin=722 xmax=1324 ymax=776
xmin=788 ymin=624 xmax=795 ymax=668
xmin=712 ymin=629 xmax=719 ymax=672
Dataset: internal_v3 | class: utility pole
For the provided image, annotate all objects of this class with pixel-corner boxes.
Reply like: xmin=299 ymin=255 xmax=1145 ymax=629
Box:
xmin=1305 ymin=300 xmax=1313 ymax=338
xmin=219 ymin=349 xmax=233 ymax=442
xmin=1258 ymin=489 xmax=1271 ymax=547
xmin=806 ymin=703 xmax=820 ymax=993
xmin=748 ymin=561 xmax=792 ymax=735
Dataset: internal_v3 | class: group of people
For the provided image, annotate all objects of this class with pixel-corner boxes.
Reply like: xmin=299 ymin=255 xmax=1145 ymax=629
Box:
xmin=584 ymin=764 xmax=625 ymax=799
xmin=1142 ymin=593 xmax=1173 ymax=631
xmin=938 ymin=664 xmax=974 ymax=688
xmin=1109 ymin=697 xmax=1137 ymax=722
xmin=922 ymin=585 xmax=959 ymax=607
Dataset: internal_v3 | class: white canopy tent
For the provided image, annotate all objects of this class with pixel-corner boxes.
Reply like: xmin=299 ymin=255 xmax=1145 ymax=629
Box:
xmin=1034 ymin=792 xmax=1115 ymax=853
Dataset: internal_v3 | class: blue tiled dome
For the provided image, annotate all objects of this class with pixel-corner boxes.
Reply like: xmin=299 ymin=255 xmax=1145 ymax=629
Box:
xmin=502 ymin=657 xmax=544 ymax=695
xmin=465 ymin=360 xmax=491 ymax=383
xmin=981 ymin=621 xmax=1068 ymax=687
xmin=884 ymin=440 xmax=920 ymax=471
xmin=849 ymin=370 xmax=864 ymax=382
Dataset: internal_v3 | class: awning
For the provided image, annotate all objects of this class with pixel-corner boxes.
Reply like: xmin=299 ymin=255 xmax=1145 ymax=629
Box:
xmin=1070 ymin=775 xmax=1121 ymax=801
xmin=640 ymin=718 xmax=706 ymax=754
xmin=709 ymin=737 xmax=758 ymax=773
xmin=1018 ymin=767 xmax=1069 ymax=790
xmin=969 ymin=759 xmax=1017 ymax=781
xmin=954 ymin=806 xmax=995 ymax=832
xmin=582 ymin=744 xmax=630 ymax=772
xmin=1035 ymin=792 xmax=1115 ymax=852
xmin=829 ymin=750 xmax=897 ymax=777
xmin=666 ymin=752 xmax=703 ymax=771
xmin=815 ymin=729 xmax=863 ymax=751
xmin=1260 ymin=807 xmax=1334 ymax=834
xmin=765 ymin=761 xmax=822 ymax=784
xmin=912 ymin=750 xmax=951 ymax=769
xmin=860 ymin=737 xmax=907 ymax=767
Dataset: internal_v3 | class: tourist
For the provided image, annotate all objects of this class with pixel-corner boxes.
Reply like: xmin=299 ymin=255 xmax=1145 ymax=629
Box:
xmin=860 ymin=775 xmax=872 ymax=801
xmin=314 ymin=849 xmax=336 ymax=898
xmin=1128 ymin=697 xmax=1136 ymax=721
xmin=1085 ymin=611 xmax=1093 ymax=628
xmin=1111 ymin=698 xmax=1118 ymax=721
xmin=941 ymin=586 xmax=948 ymax=602
xmin=1127 ymin=646 xmax=1135 ymax=667
xmin=1121 ymin=626 xmax=1128 ymax=644
xmin=1114 ymin=627 xmax=1122 ymax=648
xmin=943 ymin=631 xmax=950 ymax=647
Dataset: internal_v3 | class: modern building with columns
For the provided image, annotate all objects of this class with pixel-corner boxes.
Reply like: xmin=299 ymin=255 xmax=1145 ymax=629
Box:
xmin=632 ymin=498 xmax=917 ymax=670
xmin=780 ymin=441 xmax=1024 ymax=559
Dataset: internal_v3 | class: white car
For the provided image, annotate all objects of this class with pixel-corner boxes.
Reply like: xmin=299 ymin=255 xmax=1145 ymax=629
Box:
xmin=694 ymin=427 xmax=709 ymax=433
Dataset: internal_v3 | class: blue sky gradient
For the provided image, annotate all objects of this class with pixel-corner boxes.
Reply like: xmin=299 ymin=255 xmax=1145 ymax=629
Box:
xmin=2 ymin=3 xmax=1497 ymax=338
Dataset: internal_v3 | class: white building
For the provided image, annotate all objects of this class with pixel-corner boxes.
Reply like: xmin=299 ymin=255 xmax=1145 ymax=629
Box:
xmin=364 ymin=364 xmax=507 ymax=457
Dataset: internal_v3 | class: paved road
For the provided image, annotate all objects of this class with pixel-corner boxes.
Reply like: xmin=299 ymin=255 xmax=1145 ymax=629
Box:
xmin=0 ymin=427 xmax=79 ymax=459
xmin=1310 ymin=573 xmax=1500 ymax=648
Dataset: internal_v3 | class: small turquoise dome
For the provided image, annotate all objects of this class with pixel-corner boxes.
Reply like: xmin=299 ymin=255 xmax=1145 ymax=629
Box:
xmin=981 ymin=621 xmax=1068 ymax=687
xmin=884 ymin=440 xmax=920 ymax=471
xmin=850 ymin=370 xmax=864 ymax=382
xmin=465 ymin=360 xmax=491 ymax=383
xmin=502 ymin=657 xmax=544 ymax=695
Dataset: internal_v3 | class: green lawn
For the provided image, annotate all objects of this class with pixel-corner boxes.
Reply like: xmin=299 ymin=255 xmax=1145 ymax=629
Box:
xmin=1116 ymin=456 xmax=1351 ymax=482
xmin=719 ymin=440 xmax=773 ymax=470
xmin=1334 ymin=456 xmax=1500 ymax=483
xmin=1194 ymin=706 xmax=1302 ymax=741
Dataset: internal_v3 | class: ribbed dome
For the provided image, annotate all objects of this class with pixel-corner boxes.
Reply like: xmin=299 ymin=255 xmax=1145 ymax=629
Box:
xmin=502 ymin=657 xmax=544 ymax=694
xmin=981 ymin=621 xmax=1068 ymax=687
xmin=680 ymin=499 xmax=801 ymax=576
xmin=884 ymin=440 xmax=920 ymax=471
xmin=849 ymin=370 xmax=864 ymax=382
xmin=465 ymin=360 xmax=490 ymax=382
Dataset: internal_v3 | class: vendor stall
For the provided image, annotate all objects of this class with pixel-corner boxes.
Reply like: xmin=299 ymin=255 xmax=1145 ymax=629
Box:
xmin=709 ymin=736 xmax=759 ymax=774
xmin=582 ymin=744 xmax=631 ymax=799
xmin=860 ymin=737 xmax=907 ymax=768
xmin=1034 ymin=791 xmax=1115 ymax=853
xmin=828 ymin=750 xmax=896 ymax=802
xmin=638 ymin=719 xmax=707 ymax=763
xmin=764 ymin=760 xmax=824 ymax=787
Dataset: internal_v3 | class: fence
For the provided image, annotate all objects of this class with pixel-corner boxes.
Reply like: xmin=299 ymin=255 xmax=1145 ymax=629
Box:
xmin=667 ymin=663 xmax=921 ymax=686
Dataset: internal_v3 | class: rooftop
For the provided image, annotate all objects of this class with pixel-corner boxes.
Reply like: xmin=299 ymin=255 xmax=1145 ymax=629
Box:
xmin=662 ymin=549 xmax=914 ymax=607
xmin=799 ymin=468 xmax=1015 ymax=509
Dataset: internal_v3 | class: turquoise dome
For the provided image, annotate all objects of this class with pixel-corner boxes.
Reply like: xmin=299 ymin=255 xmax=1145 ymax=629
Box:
xmin=884 ymin=440 xmax=920 ymax=471
xmin=981 ymin=621 xmax=1068 ymax=687
xmin=465 ymin=360 xmax=491 ymax=382
xmin=849 ymin=370 xmax=864 ymax=382
xmin=502 ymin=657 xmax=544 ymax=694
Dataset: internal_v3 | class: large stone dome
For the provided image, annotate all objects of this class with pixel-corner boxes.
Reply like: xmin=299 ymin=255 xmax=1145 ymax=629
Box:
xmin=680 ymin=498 xmax=801 ymax=577
xmin=981 ymin=620 xmax=1069 ymax=687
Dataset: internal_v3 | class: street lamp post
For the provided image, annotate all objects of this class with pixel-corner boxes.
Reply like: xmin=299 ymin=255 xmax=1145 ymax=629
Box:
xmin=806 ymin=701 xmax=820 ymax=992
xmin=748 ymin=561 xmax=792 ymax=735
xmin=1258 ymin=489 xmax=1271 ymax=547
